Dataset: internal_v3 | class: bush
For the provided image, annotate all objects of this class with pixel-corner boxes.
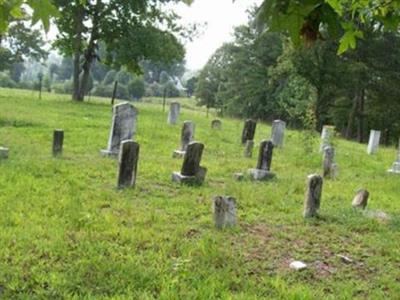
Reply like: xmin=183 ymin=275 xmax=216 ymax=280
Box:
xmin=128 ymin=77 xmax=145 ymax=100
xmin=0 ymin=73 xmax=16 ymax=88
xmin=52 ymin=80 xmax=73 ymax=94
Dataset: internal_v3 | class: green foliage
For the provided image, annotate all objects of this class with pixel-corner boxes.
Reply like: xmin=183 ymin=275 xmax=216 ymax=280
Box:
xmin=0 ymin=73 xmax=16 ymax=88
xmin=128 ymin=77 xmax=145 ymax=100
xmin=256 ymin=0 xmax=400 ymax=53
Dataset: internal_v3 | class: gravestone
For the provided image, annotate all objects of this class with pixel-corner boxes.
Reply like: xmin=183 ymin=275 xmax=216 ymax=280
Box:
xmin=241 ymin=119 xmax=257 ymax=144
xmin=244 ymin=140 xmax=254 ymax=158
xmin=249 ymin=140 xmax=276 ymax=180
xmin=168 ymin=102 xmax=181 ymax=125
xmin=117 ymin=140 xmax=140 ymax=189
xmin=101 ymin=102 xmax=137 ymax=157
xmin=303 ymin=174 xmax=323 ymax=218
xmin=323 ymin=146 xmax=336 ymax=178
xmin=320 ymin=125 xmax=335 ymax=152
xmin=211 ymin=119 xmax=222 ymax=129
xmin=213 ymin=196 xmax=236 ymax=229
xmin=52 ymin=129 xmax=64 ymax=157
xmin=172 ymin=142 xmax=207 ymax=184
xmin=388 ymin=139 xmax=400 ymax=174
xmin=271 ymin=120 xmax=286 ymax=147
xmin=173 ymin=121 xmax=195 ymax=158
xmin=367 ymin=130 xmax=381 ymax=155
xmin=0 ymin=147 xmax=9 ymax=159
xmin=352 ymin=189 xmax=369 ymax=209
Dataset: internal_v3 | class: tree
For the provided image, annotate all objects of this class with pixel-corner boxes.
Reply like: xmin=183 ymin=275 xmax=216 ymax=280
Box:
xmin=185 ymin=76 xmax=198 ymax=97
xmin=53 ymin=0 xmax=192 ymax=102
xmin=255 ymin=0 xmax=400 ymax=53
xmin=0 ymin=19 xmax=48 ymax=78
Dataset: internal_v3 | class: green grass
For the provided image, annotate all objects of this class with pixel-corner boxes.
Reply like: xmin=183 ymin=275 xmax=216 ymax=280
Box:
xmin=0 ymin=88 xmax=399 ymax=299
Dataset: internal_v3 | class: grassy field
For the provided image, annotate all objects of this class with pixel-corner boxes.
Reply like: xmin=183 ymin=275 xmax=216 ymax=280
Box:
xmin=0 ymin=88 xmax=399 ymax=299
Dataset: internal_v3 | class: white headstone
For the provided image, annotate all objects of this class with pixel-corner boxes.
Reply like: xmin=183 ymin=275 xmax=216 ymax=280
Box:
xmin=388 ymin=138 xmax=400 ymax=174
xmin=271 ymin=120 xmax=286 ymax=147
xmin=320 ymin=125 xmax=335 ymax=152
xmin=168 ymin=102 xmax=181 ymax=125
xmin=367 ymin=130 xmax=381 ymax=155
xmin=101 ymin=102 xmax=138 ymax=157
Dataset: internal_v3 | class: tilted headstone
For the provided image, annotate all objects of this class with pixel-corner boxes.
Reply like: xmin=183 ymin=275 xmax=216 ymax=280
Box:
xmin=168 ymin=102 xmax=181 ymax=125
xmin=213 ymin=196 xmax=236 ymax=229
xmin=323 ymin=146 xmax=336 ymax=178
xmin=172 ymin=141 xmax=207 ymax=184
xmin=388 ymin=139 xmax=400 ymax=174
xmin=173 ymin=121 xmax=195 ymax=158
xmin=0 ymin=147 xmax=9 ymax=159
xmin=101 ymin=102 xmax=138 ymax=157
xmin=117 ymin=140 xmax=140 ymax=189
xmin=352 ymin=189 xmax=369 ymax=209
xmin=271 ymin=120 xmax=286 ymax=147
xmin=211 ymin=119 xmax=222 ymax=129
xmin=244 ymin=140 xmax=254 ymax=158
xmin=303 ymin=174 xmax=323 ymax=218
xmin=367 ymin=130 xmax=381 ymax=155
xmin=52 ymin=129 xmax=64 ymax=157
xmin=320 ymin=125 xmax=335 ymax=152
xmin=249 ymin=140 xmax=276 ymax=180
xmin=241 ymin=119 xmax=257 ymax=144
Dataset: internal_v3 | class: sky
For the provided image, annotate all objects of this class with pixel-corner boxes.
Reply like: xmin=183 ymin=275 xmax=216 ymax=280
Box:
xmin=172 ymin=0 xmax=263 ymax=71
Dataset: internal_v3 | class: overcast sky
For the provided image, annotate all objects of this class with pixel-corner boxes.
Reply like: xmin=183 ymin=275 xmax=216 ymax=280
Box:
xmin=173 ymin=0 xmax=263 ymax=70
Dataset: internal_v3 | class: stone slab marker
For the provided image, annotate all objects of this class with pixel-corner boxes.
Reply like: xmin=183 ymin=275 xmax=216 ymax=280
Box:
xmin=320 ymin=125 xmax=335 ymax=152
xmin=388 ymin=139 xmax=400 ymax=174
xmin=173 ymin=121 xmax=195 ymax=158
xmin=367 ymin=130 xmax=381 ymax=155
xmin=101 ymin=102 xmax=137 ymax=157
xmin=172 ymin=141 xmax=207 ymax=184
xmin=52 ymin=129 xmax=64 ymax=157
xmin=213 ymin=196 xmax=236 ymax=229
xmin=249 ymin=140 xmax=276 ymax=180
xmin=244 ymin=140 xmax=254 ymax=158
xmin=117 ymin=140 xmax=140 ymax=189
xmin=303 ymin=174 xmax=323 ymax=218
xmin=323 ymin=146 xmax=336 ymax=178
xmin=241 ymin=119 xmax=257 ymax=144
xmin=352 ymin=189 xmax=369 ymax=209
xmin=271 ymin=120 xmax=286 ymax=147
xmin=0 ymin=147 xmax=9 ymax=159
xmin=211 ymin=119 xmax=222 ymax=129
xmin=168 ymin=102 xmax=181 ymax=125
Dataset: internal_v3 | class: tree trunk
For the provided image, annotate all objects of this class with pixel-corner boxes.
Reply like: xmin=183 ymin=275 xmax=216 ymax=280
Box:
xmin=72 ymin=6 xmax=85 ymax=101
xmin=356 ymin=88 xmax=365 ymax=143
xmin=346 ymin=92 xmax=358 ymax=140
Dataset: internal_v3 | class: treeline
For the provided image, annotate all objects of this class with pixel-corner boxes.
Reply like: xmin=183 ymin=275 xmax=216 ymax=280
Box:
xmin=195 ymin=13 xmax=400 ymax=144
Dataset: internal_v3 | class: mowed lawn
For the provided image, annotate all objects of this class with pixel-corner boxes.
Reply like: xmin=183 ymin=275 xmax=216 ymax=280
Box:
xmin=0 ymin=88 xmax=399 ymax=299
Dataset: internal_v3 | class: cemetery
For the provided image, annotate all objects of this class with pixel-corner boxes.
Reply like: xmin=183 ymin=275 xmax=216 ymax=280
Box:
xmin=0 ymin=88 xmax=399 ymax=298
xmin=1 ymin=0 xmax=400 ymax=298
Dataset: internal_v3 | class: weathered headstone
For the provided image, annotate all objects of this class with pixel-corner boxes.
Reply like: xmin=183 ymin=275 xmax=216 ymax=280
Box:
xmin=320 ymin=125 xmax=335 ymax=152
xmin=352 ymin=189 xmax=369 ymax=209
xmin=388 ymin=139 xmax=400 ymax=174
xmin=52 ymin=129 xmax=64 ymax=157
xmin=117 ymin=140 xmax=140 ymax=189
xmin=323 ymin=146 xmax=336 ymax=178
xmin=213 ymin=196 xmax=236 ymax=229
xmin=211 ymin=119 xmax=222 ymax=129
xmin=168 ymin=102 xmax=181 ymax=125
xmin=241 ymin=119 xmax=257 ymax=144
xmin=303 ymin=174 xmax=323 ymax=218
xmin=367 ymin=130 xmax=381 ymax=155
xmin=172 ymin=142 xmax=207 ymax=184
xmin=173 ymin=121 xmax=195 ymax=158
xmin=244 ymin=140 xmax=254 ymax=158
xmin=0 ymin=147 xmax=9 ymax=159
xmin=233 ymin=172 xmax=244 ymax=181
xmin=249 ymin=140 xmax=276 ymax=180
xmin=101 ymin=102 xmax=138 ymax=157
xmin=271 ymin=120 xmax=286 ymax=147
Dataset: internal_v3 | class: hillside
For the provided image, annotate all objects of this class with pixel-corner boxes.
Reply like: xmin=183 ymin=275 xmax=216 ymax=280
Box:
xmin=0 ymin=88 xmax=399 ymax=299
